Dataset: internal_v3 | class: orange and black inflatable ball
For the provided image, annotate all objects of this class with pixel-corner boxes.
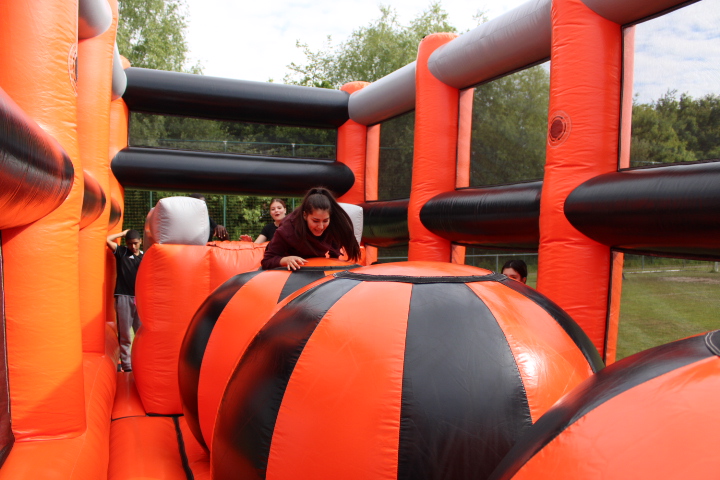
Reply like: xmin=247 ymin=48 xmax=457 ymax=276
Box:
xmin=211 ymin=261 xmax=603 ymax=480
xmin=488 ymin=329 xmax=720 ymax=480
xmin=178 ymin=258 xmax=360 ymax=449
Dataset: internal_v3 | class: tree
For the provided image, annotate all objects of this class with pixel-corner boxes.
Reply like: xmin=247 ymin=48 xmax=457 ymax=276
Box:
xmin=117 ymin=0 xmax=196 ymax=72
xmin=629 ymin=90 xmax=720 ymax=167
xmin=470 ymin=65 xmax=550 ymax=186
xmin=285 ymin=3 xmax=458 ymax=88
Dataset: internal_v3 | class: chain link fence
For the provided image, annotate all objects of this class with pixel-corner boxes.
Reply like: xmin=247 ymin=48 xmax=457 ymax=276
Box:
xmin=121 ymin=190 xmax=300 ymax=241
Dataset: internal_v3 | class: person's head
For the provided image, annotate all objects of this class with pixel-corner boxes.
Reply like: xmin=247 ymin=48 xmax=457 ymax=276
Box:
xmin=294 ymin=187 xmax=360 ymax=261
xmin=189 ymin=193 xmax=206 ymax=202
xmin=125 ymin=229 xmax=142 ymax=255
xmin=269 ymin=198 xmax=287 ymax=223
xmin=502 ymin=259 xmax=528 ymax=284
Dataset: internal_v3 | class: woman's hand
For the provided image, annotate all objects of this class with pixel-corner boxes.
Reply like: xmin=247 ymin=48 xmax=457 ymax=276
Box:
xmin=280 ymin=256 xmax=307 ymax=271
xmin=240 ymin=234 xmax=253 ymax=242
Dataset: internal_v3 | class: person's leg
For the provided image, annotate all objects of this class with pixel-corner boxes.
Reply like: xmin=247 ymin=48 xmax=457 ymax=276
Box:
xmin=115 ymin=295 xmax=133 ymax=371
xmin=129 ymin=296 xmax=141 ymax=333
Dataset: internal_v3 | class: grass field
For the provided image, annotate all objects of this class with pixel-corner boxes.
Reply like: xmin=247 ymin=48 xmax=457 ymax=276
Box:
xmin=616 ymin=267 xmax=720 ymax=360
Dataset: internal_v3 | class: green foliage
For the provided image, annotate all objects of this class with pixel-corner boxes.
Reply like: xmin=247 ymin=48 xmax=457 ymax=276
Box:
xmin=378 ymin=112 xmax=415 ymax=200
xmin=630 ymin=91 xmax=720 ymax=167
xmin=122 ymin=191 xmax=300 ymax=241
xmin=285 ymin=3 xmax=457 ymax=88
xmin=117 ymin=0 xmax=197 ymax=72
xmin=470 ymin=66 xmax=549 ymax=186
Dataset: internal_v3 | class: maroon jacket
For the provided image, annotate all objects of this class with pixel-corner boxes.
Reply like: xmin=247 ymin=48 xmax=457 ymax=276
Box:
xmin=261 ymin=211 xmax=342 ymax=269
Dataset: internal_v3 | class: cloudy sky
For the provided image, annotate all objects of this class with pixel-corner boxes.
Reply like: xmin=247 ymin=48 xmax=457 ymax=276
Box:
xmin=183 ymin=0 xmax=526 ymax=82
xmin=183 ymin=0 xmax=719 ymax=104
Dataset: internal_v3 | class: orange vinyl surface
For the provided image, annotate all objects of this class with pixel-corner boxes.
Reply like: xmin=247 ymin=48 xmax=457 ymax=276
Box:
xmin=134 ymin=243 xmax=265 ymax=414
xmin=77 ymin=1 xmax=118 ymax=355
xmin=0 ymin=0 xmax=86 ymax=439
xmin=199 ymin=259 xmax=348 ymax=446
xmin=337 ymin=81 xmax=370 ymax=205
xmin=0 ymin=353 xmax=116 ymax=479
xmin=109 ymin=416 xmax=188 ymax=480
xmin=537 ymin=0 xmax=621 ymax=354
xmin=111 ymin=372 xmax=146 ymax=420
xmin=267 ymin=281 xmax=412 ymax=480
xmin=511 ymin=357 xmax=720 ymax=479
xmin=468 ymin=282 xmax=595 ymax=422
xmin=407 ymin=33 xmax=458 ymax=262
xmin=177 ymin=416 xmax=211 ymax=480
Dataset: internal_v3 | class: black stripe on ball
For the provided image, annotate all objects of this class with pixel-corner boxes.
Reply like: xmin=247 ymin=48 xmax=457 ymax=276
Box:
xmin=178 ymin=270 xmax=264 ymax=449
xmin=398 ymin=282 xmax=532 ymax=480
xmin=488 ymin=332 xmax=717 ymax=480
xmin=212 ymin=277 xmax=362 ymax=480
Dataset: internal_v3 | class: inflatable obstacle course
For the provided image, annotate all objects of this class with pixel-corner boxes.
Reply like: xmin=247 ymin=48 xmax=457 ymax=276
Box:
xmin=0 ymin=0 xmax=718 ymax=478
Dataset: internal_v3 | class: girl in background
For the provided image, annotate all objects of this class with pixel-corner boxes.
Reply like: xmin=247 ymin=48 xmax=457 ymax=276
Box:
xmin=241 ymin=198 xmax=287 ymax=243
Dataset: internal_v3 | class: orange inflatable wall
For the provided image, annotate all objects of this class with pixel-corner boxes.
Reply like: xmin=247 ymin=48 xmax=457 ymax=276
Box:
xmin=408 ymin=33 xmax=459 ymax=262
xmin=336 ymin=82 xmax=369 ymax=205
xmin=0 ymin=0 xmax=87 ymax=439
xmin=78 ymin=1 xmax=118 ymax=354
xmin=133 ymin=242 xmax=266 ymax=414
xmin=537 ymin=0 xmax=623 ymax=356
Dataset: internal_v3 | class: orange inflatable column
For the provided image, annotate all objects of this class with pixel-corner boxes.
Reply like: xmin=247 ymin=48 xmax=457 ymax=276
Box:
xmin=451 ymin=88 xmax=474 ymax=264
xmin=0 ymin=0 xmax=86 ymax=438
xmin=408 ymin=33 xmax=459 ymax=262
xmin=78 ymin=0 xmax=118 ymax=354
xmin=537 ymin=0 xmax=622 ymax=355
xmin=336 ymin=82 xmax=370 ymax=205
xmin=364 ymin=125 xmax=381 ymax=265
xmin=106 ymin=58 xmax=130 ymax=328
xmin=603 ymin=26 xmax=635 ymax=364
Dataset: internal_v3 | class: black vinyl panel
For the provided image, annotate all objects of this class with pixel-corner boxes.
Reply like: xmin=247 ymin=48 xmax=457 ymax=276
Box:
xmin=420 ymin=182 xmax=542 ymax=250
xmin=0 ymin=238 xmax=15 ymax=468
xmin=0 ymin=87 xmax=74 ymax=229
xmin=123 ymin=67 xmax=349 ymax=128
xmin=172 ymin=416 xmax=195 ymax=480
xmin=488 ymin=332 xmax=717 ymax=480
xmin=79 ymin=171 xmax=106 ymax=229
xmin=398 ymin=282 xmax=532 ymax=480
xmin=211 ymin=278 xmax=360 ymax=480
xmin=499 ymin=277 xmax=604 ymax=372
xmin=108 ymin=197 xmax=122 ymax=230
xmin=359 ymin=200 xmax=409 ymax=247
xmin=178 ymin=271 xmax=263 ymax=449
xmin=565 ymin=161 xmax=720 ymax=260
xmin=276 ymin=265 xmax=360 ymax=302
xmin=112 ymin=147 xmax=355 ymax=197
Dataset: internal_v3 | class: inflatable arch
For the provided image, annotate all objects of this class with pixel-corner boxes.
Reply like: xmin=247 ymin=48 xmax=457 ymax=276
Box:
xmin=0 ymin=0 xmax=717 ymax=478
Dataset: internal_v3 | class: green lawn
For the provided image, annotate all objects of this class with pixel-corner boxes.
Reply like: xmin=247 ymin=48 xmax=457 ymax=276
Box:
xmin=616 ymin=268 xmax=720 ymax=360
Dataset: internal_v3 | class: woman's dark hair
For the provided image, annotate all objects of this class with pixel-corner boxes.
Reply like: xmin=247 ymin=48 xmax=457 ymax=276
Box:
xmin=501 ymin=259 xmax=527 ymax=279
xmin=293 ymin=187 xmax=360 ymax=261
xmin=269 ymin=198 xmax=287 ymax=209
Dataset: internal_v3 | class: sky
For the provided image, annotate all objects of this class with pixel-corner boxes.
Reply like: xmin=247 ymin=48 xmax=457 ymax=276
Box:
xmin=183 ymin=0 xmax=719 ymax=104
xmin=184 ymin=0 xmax=527 ymax=82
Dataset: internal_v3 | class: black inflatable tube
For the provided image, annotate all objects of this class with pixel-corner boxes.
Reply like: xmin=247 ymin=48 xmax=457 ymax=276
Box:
xmin=108 ymin=197 xmax=122 ymax=230
xmin=112 ymin=147 xmax=355 ymax=197
xmin=123 ymin=68 xmax=350 ymax=128
xmin=360 ymin=200 xmax=409 ymax=247
xmin=80 ymin=171 xmax=106 ymax=229
xmin=420 ymin=182 xmax=542 ymax=250
xmin=0 ymin=87 xmax=74 ymax=229
xmin=565 ymin=161 xmax=720 ymax=260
